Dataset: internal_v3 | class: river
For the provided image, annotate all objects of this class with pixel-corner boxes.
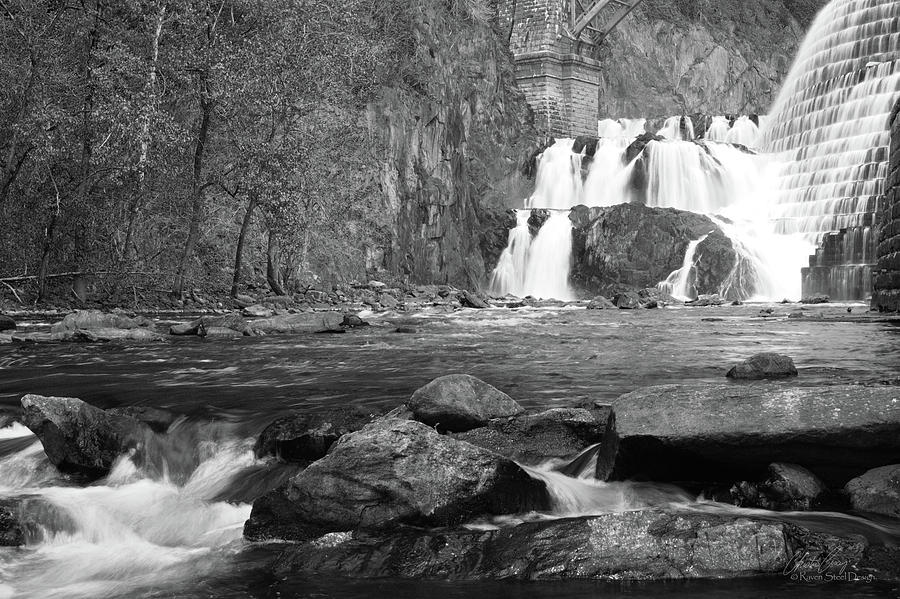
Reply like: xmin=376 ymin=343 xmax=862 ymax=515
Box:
xmin=1 ymin=303 xmax=898 ymax=597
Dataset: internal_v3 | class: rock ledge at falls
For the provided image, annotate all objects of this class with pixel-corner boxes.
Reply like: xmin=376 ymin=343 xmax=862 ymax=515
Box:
xmin=570 ymin=203 xmax=738 ymax=298
xmin=611 ymin=384 xmax=900 ymax=487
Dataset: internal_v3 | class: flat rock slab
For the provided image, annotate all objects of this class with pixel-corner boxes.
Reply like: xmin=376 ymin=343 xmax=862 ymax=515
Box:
xmin=252 ymin=312 xmax=343 ymax=334
xmin=611 ymin=384 xmax=900 ymax=486
xmin=272 ymin=508 xmax=878 ymax=581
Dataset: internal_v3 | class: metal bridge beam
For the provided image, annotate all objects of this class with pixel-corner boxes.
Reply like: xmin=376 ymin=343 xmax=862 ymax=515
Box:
xmin=570 ymin=0 xmax=644 ymax=43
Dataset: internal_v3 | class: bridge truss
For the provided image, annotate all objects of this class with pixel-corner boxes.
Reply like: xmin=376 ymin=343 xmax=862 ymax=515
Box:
xmin=569 ymin=0 xmax=645 ymax=44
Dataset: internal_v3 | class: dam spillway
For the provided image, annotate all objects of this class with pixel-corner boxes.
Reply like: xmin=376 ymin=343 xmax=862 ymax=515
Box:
xmin=761 ymin=0 xmax=900 ymax=300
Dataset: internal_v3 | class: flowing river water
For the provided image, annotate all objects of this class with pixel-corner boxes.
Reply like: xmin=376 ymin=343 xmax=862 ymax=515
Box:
xmin=1 ymin=303 xmax=900 ymax=597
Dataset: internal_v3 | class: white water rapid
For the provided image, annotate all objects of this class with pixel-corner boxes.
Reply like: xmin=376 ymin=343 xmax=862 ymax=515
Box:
xmin=0 ymin=421 xmax=292 ymax=599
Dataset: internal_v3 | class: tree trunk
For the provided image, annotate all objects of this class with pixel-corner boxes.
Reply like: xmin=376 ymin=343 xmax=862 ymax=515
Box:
xmin=231 ymin=194 xmax=257 ymax=298
xmin=266 ymin=230 xmax=287 ymax=296
xmin=123 ymin=4 xmax=166 ymax=263
xmin=37 ymin=194 xmax=61 ymax=302
xmin=172 ymin=90 xmax=212 ymax=298
xmin=70 ymin=0 xmax=102 ymax=276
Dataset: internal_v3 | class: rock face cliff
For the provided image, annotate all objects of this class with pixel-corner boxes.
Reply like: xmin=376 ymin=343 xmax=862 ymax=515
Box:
xmin=597 ymin=0 xmax=829 ymax=118
xmin=370 ymin=3 xmax=537 ymax=289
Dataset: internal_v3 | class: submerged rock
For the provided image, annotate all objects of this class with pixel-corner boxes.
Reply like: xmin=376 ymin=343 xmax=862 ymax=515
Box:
xmin=408 ymin=374 xmax=524 ymax=432
xmin=254 ymin=406 xmax=378 ymax=462
xmin=243 ymin=419 xmax=549 ymax=541
xmin=0 ymin=501 xmax=24 ymax=546
xmin=611 ymin=383 xmax=900 ymax=486
xmin=453 ymin=406 xmax=618 ymax=479
xmin=587 ymin=295 xmax=615 ymax=310
xmin=341 ymin=314 xmax=369 ymax=328
xmin=252 ymin=312 xmax=343 ymax=334
xmin=845 ymin=465 xmax=900 ymax=518
xmin=20 ymin=394 xmax=149 ymax=478
xmin=0 ymin=314 xmax=15 ymax=331
xmin=106 ymin=406 xmax=180 ymax=433
xmin=731 ymin=463 xmax=827 ymax=510
xmin=273 ymin=509 xmax=801 ymax=580
xmin=686 ymin=294 xmax=725 ymax=307
xmin=726 ymin=352 xmax=797 ymax=379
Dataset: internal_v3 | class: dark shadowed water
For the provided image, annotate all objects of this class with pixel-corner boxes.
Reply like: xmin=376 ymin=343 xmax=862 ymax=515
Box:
xmin=1 ymin=303 xmax=899 ymax=598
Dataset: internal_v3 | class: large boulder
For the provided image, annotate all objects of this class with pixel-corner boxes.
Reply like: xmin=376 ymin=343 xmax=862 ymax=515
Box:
xmin=726 ymin=352 xmax=797 ymax=379
xmin=243 ymin=419 xmax=549 ymax=541
xmin=844 ymin=465 xmax=900 ymax=518
xmin=251 ymin=312 xmax=343 ymax=334
xmin=408 ymin=374 xmax=524 ymax=432
xmin=453 ymin=407 xmax=618 ymax=479
xmin=0 ymin=315 xmax=15 ymax=331
xmin=20 ymin=394 xmax=149 ymax=478
xmin=611 ymin=384 xmax=900 ymax=487
xmin=569 ymin=203 xmax=737 ymax=297
xmin=271 ymin=509 xmax=865 ymax=581
xmin=50 ymin=310 xmax=153 ymax=334
xmin=254 ymin=406 xmax=379 ymax=462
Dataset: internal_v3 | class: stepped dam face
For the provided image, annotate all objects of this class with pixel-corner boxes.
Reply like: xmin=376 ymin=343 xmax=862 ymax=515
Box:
xmin=491 ymin=0 xmax=900 ymax=302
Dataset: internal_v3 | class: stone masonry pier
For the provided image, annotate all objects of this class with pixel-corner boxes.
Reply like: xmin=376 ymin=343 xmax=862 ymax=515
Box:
xmin=497 ymin=1 xmax=643 ymax=138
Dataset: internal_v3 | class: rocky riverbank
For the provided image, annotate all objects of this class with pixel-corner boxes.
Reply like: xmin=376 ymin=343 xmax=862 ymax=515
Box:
xmin=4 ymin=366 xmax=899 ymax=584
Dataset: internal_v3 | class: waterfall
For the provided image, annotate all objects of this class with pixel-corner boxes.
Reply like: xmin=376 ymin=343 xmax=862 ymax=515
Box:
xmin=705 ymin=116 xmax=731 ymax=142
xmin=522 ymin=211 xmax=574 ymax=300
xmin=656 ymin=116 xmax=695 ymax=141
xmin=725 ymin=116 xmax=761 ymax=147
xmin=488 ymin=140 xmax=581 ymax=300
xmin=488 ymin=210 xmax=532 ymax=297
xmin=761 ymin=0 xmax=900 ymax=299
xmin=658 ymin=233 xmax=711 ymax=301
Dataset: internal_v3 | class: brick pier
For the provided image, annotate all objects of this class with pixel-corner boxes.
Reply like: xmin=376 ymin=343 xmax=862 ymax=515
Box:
xmin=497 ymin=1 xmax=602 ymax=138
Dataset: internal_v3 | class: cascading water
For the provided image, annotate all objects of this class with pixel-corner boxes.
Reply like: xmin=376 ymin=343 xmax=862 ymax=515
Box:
xmin=489 ymin=140 xmax=584 ymax=300
xmin=761 ymin=0 xmax=900 ymax=299
xmin=488 ymin=210 xmax=532 ymax=297
xmin=705 ymin=116 xmax=732 ymax=142
xmin=0 ymin=421 xmax=296 ymax=599
xmin=657 ymin=233 xmax=711 ymax=301
xmin=492 ymin=0 xmax=898 ymax=302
